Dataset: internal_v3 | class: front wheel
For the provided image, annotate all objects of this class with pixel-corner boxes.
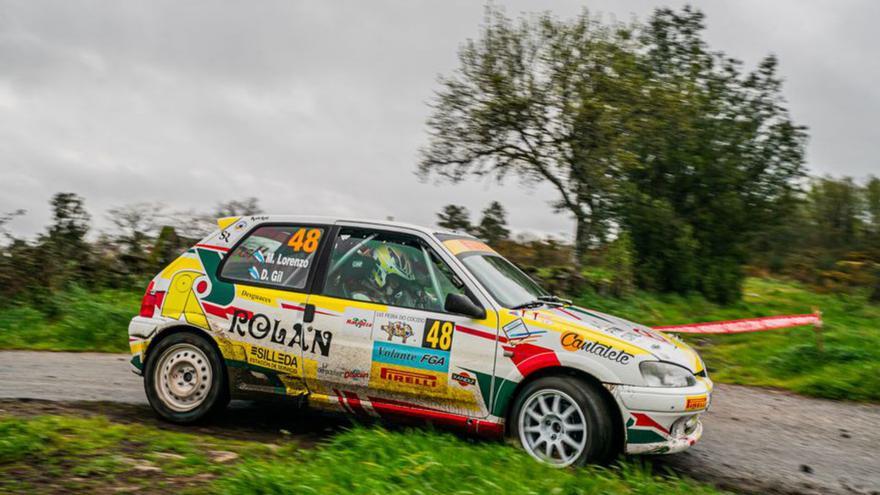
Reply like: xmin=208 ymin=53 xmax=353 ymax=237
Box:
xmin=144 ymin=332 xmax=229 ymax=423
xmin=509 ymin=376 xmax=616 ymax=467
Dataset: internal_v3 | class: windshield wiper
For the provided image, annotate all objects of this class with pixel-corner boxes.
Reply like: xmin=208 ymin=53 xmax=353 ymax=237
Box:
xmin=538 ymin=295 xmax=572 ymax=306
xmin=511 ymin=300 xmax=546 ymax=310
xmin=511 ymin=295 xmax=571 ymax=310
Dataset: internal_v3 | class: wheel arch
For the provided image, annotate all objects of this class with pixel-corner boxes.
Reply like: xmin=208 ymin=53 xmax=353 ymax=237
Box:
xmin=502 ymin=366 xmax=625 ymax=456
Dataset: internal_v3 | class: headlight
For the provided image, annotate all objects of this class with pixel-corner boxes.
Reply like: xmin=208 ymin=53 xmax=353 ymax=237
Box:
xmin=639 ymin=361 xmax=696 ymax=388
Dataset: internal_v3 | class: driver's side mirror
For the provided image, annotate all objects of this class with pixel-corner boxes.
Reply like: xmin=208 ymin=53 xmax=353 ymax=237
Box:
xmin=444 ymin=293 xmax=486 ymax=320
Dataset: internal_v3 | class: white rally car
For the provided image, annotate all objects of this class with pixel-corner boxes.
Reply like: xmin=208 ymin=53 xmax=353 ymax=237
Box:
xmin=129 ymin=216 xmax=711 ymax=466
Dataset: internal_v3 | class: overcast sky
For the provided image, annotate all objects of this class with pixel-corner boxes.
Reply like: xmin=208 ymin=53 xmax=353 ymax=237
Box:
xmin=1 ymin=0 xmax=878 ymax=240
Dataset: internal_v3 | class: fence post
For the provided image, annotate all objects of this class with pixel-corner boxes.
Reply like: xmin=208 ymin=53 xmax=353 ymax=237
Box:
xmin=812 ymin=307 xmax=824 ymax=353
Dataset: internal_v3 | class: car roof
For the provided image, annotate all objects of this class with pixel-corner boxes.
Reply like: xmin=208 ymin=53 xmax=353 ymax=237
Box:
xmin=236 ymin=215 xmax=475 ymax=239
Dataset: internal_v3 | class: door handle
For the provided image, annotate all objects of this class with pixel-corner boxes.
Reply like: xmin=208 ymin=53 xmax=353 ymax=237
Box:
xmin=303 ymin=303 xmax=316 ymax=323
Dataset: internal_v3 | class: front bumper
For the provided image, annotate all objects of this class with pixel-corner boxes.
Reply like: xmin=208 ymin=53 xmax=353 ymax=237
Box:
xmin=611 ymin=379 xmax=712 ymax=455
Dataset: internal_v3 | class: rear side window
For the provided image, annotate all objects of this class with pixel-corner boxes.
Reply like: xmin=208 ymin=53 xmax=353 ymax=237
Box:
xmin=220 ymin=225 xmax=325 ymax=290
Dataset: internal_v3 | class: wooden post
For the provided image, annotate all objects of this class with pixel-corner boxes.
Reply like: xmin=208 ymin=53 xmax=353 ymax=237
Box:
xmin=812 ymin=307 xmax=824 ymax=353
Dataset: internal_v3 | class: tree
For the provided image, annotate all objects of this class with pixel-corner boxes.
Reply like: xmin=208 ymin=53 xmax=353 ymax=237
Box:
xmin=106 ymin=203 xmax=165 ymax=277
xmin=421 ymin=6 xmax=807 ymax=302
xmin=807 ymin=177 xmax=864 ymax=252
xmin=619 ymin=8 xmax=807 ymax=303
xmin=41 ymin=192 xmax=93 ymax=289
xmin=436 ymin=204 xmax=473 ymax=232
xmin=419 ymin=7 xmax=638 ymax=260
xmin=476 ymin=201 xmax=510 ymax=244
xmin=214 ymin=197 xmax=263 ymax=218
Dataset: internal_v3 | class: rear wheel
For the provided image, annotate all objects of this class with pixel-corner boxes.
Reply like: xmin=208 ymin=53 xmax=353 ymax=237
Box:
xmin=145 ymin=332 xmax=228 ymax=423
xmin=510 ymin=375 xmax=616 ymax=467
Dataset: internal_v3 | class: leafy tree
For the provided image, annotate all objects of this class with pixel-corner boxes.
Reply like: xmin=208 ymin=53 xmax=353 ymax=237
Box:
xmin=476 ymin=201 xmax=510 ymax=244
xmin=865 ymin=176 xmax=880 ymax=241
xmin=436 ymin=204 xmax=473 ymax=233
xmin=620 ymin=8 xmax=807 ymax=303
xmin=807 ymin=177 xmax=864 ymax=253
xmin=421 ymin=6 xmax=807 ymax=302
xmin=41 ymin=193 xmax=93 ymax=290
xmin=419 ymin=7 xmax=638 ymax=260
xmin=214 ymin=197 xmax=263 ymax=218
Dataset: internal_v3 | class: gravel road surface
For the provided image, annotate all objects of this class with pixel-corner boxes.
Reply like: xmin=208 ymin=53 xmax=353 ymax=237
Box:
xmin=1 ymin=350 xmax=878 ymax=494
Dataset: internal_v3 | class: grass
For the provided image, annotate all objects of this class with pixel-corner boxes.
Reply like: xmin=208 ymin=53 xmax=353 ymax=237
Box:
xmin=0 ymin=413 xmax=291 ymax=494
xmin=0 ymin=287 xmax=138 ymax=353
xmin=0 ymin=413 xmax=726 ymax=495
xmin=0 ymin=277 xmax=876 ymax=402
xmin=577 ymin=277 xmax=880 ymax=401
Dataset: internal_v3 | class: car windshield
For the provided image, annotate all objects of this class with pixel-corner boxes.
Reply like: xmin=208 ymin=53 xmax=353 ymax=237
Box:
xmin=459 ymin=253 xmax=549 ymax=308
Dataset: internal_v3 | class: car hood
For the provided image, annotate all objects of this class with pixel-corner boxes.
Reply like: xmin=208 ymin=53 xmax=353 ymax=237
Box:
xmin=515 ymin=305 xmax=705 ymax=374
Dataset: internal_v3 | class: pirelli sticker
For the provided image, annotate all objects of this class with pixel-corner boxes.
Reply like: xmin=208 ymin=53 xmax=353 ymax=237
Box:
xmin=685 ymin=395 xmax=708 ymax=411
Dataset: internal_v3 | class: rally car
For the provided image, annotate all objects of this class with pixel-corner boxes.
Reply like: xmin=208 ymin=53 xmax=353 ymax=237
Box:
xmin=129 ymin=216 xmax=712 ymax=466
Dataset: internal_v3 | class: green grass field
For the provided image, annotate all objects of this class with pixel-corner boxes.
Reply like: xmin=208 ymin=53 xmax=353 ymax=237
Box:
xmin=0 ymin=414 xmax=725 ymax=494
xmin=577 ymin=278 xmax=880 ymax=401
xmin=0 ymin=287 xmax=139 ymax=353
xmin=0 ymin=277 xmax=876 ymax=401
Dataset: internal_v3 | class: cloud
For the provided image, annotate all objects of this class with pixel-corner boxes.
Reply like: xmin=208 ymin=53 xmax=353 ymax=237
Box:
xmin=0 ymin=0 xmax=876 ymax=240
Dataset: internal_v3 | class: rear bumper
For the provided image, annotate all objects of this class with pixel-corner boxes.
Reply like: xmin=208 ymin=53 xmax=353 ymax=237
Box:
xmin=128 ymin=316 xmax=160 ymax=376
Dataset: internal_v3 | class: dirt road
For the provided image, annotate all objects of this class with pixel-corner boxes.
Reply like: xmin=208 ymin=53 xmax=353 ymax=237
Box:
xmin=1 ymin=350 xmax=878 ymax=495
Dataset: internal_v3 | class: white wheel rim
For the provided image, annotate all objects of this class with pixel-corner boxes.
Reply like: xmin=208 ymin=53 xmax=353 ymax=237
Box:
xmin=518 ymin=389 xmax=588 ymax=466
xmin=154 ymin=343 xmax=212 ymax=412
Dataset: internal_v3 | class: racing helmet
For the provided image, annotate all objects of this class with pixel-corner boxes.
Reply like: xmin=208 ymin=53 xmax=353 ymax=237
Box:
xmin=372 ymin=244 xmax=415 ymax=287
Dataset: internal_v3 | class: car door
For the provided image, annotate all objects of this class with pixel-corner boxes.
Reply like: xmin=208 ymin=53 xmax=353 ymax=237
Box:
xmin=215 ymin=222 xmax=331 ymax=397
xmin=305 ymin=225 xmax=500 ymax=418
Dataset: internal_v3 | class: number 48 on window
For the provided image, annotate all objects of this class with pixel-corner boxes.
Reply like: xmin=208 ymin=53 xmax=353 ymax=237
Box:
xmin=287 ymin=228 xmax=322 ymax=253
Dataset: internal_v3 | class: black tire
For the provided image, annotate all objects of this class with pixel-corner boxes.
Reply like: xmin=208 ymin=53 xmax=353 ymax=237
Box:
xmin=144 ymin=331 xmax=229 ymax=424
xmin=509 ymin=375 xmax=617 ymax=466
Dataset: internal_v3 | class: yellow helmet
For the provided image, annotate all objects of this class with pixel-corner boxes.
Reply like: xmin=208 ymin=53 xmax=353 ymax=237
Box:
xmin=372 ymin=244 xmax=415 ymax=287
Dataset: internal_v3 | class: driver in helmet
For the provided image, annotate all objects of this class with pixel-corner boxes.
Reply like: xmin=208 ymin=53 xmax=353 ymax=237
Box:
xmin=348 ymin=243 xmax=419 ymax=307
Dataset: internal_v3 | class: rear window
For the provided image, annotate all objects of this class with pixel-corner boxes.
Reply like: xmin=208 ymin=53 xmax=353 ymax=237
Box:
xmin=220 ymin=225 xmax=325 ymax=290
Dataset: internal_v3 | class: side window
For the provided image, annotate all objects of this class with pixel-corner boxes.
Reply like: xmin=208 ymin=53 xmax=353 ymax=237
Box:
xmin=322 ymin=228 xmax=467 ymax=312
xmin=220 ymin=225 xmax=325 ymax=290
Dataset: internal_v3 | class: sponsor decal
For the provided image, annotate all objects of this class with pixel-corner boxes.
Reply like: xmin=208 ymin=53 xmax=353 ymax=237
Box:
xmin=685 ymin=395 xmax=708 ymax=411
xmin=265 ymin=252 xmax=310 ymax=269
xmin=248 ymin=346 xmax=298 ymax=372
xmin=421 ymin=318 xmax=455 ymax=351
xmin=240 ymin=288 xmax=273 ymax=305
xmin=372 ymin=341 xmax=449 ymax=372
xmin=316 ymin=362 xmax=370 ymax=382
xmin=451 ymin=371 xmax=476 ymax=388
xmin=228 ymin=310 xmax=333 ymax=356
xmin=346 ymin=317 xmax=372 ymax=329
xmin=379 ymin=367 xmax=438 ymax=388
xmin=502 ymin=318 xmax=547 ymax=345
xmin=373 ymin=312 xmax=425 ymax=344
xmin=560 ymin=331 xmax=634 ymax=364
xmin=381 ymin=321 xmax=414 ymax=343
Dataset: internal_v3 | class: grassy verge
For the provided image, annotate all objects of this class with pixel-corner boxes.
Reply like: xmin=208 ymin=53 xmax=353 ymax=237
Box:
xmin=1 ymin=277 xmax=875 ymax=402
xmin=0 ymin=287 xmax=138 ymax=353
xmin=578 ymin=277 xmax=880 ymax=401
xmin=0 ymin=413 xmax=725 ymax=495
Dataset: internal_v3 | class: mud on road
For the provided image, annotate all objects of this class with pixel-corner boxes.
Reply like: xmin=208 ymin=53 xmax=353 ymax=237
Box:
xmin=1 ymin=351 xmax=878 ymax=495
